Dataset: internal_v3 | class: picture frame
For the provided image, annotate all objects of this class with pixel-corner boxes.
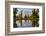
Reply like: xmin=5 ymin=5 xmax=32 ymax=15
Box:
xmin=5 ymin=1 xmax=45 ymax=36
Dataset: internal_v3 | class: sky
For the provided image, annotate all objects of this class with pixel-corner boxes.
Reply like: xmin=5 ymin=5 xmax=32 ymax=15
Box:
xmin=16 ymin=8 xmax=33 ymax=18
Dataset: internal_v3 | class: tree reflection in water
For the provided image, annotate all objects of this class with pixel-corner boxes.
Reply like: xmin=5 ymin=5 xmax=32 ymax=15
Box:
xmin=16 ymin=20 xmax=32 ymax=27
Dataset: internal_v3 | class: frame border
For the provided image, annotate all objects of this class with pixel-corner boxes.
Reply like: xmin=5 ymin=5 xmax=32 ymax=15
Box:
xmin=5 ymin=1 xmax=45 ymax=36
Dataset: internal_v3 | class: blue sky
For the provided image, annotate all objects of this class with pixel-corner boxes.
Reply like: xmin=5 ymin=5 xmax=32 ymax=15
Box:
xmin=16 ymin=8 xmax=33 ymax=17
xmin=17 ymin=8 xmax=32 ymax=13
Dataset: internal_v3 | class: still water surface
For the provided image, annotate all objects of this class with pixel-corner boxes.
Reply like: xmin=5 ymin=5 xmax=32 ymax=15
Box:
xmin=16 ymin=20 xmax=32 ymax=27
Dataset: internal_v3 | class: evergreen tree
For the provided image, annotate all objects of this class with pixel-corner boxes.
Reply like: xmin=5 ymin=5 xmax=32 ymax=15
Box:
xmin=30 ymin=9 xmax=39 ymax=27
xmin=24 ymin=15 xmax=27 ymax=22
xmin=13 ymin=8 xmax=18 ymax=28
xmin=20 ymin=10 xmax=23 ymax=27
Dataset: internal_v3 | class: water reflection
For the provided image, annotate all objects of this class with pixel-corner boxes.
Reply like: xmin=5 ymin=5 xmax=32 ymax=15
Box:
xmin=16 ymin=20 xmax=32 ymax=27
